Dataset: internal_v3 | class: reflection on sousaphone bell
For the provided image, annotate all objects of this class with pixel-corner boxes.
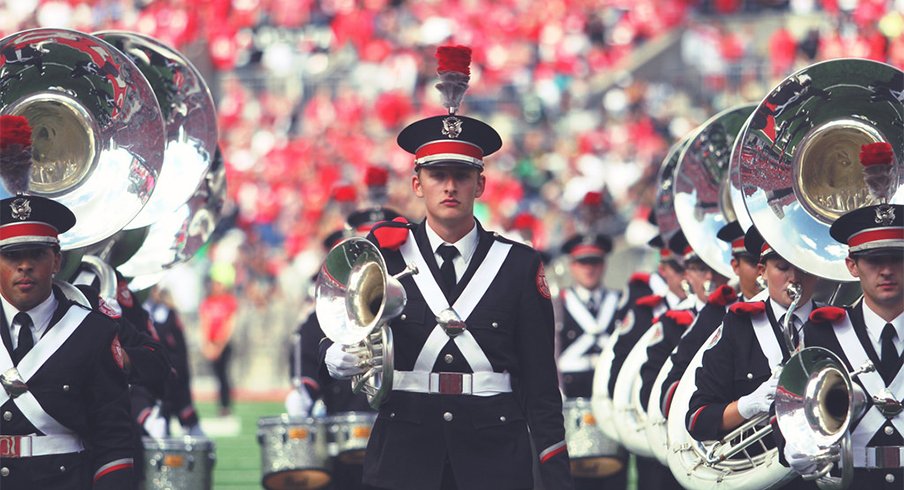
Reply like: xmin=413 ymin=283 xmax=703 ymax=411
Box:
xmin=316 ymin=237 xmax=417 ymax=408
xmin=0 ymin=28 xmax=165 ymax=251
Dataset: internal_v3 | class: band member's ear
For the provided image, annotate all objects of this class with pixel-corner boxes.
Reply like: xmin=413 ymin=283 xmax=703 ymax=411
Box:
xmin=412 ymin=173 xmax=424 ymax=198
xmin=474 ymin=173 xmax=486 ymax=198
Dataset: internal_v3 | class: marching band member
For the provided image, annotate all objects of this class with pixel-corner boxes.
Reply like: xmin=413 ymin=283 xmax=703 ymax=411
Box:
xmin=558 ymin=233 xmax=627 ymax=490
xmin=796 ymin=143 xmax=903 ymax=487
xmin=288 ymin=212 xmax=396 ymax=490
xmin=0 ymin=116 xmax=134 ymax=488
xmin=686 ymin=225 xmax=819 ymax=489
xmin=606 ymin=228 xmax=686 ymax=490
xmin=321 ymin=45 xmax=573 ymax=490
xmin=657 ymin=220 xmax=759 ymax=418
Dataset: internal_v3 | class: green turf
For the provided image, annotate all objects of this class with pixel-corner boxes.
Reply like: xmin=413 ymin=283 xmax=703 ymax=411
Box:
xmin=196 ymin=401 xmax=640 ymax=489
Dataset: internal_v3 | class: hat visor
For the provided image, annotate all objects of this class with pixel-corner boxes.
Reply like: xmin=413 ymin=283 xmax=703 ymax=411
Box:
xmin=416 ymin=159 xmax=483 ymax=170
xmin=0 ymin=241 xmax=56 ymax=253
xmin=850 ymin=246 xmax=904 ymax=258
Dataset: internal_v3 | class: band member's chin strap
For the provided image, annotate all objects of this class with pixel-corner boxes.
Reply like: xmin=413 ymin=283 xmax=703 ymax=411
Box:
xmin=394 ymin=232 xmax=512 ymax=396
xmin=0 ymin=305 xmax=89 ymax=457
xmin=834 ymin=314 xmax=904 ymax=468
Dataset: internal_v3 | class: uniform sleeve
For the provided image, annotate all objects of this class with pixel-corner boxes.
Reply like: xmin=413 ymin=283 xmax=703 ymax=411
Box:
xmin=608 ymin=303 xmax=654 ymax=396
xmin=87 ymin=316 xmax=135 ymax=489
xmin=640 ymin=318 xmax=675 ymax=411
xmin=295 ymin=313 xmax=324 ymax=399
xmin=516 ymin=254 xmax=574 ymax=490
xmin=161 ymin=312 xmax=199 ymax=428
xmin=686 ymin=314 xmax=737 ymax=442
xmin=116 ymin=314 xmax=171 ymax=399
xmin=661 ymin=306 xmax=724 ymax=414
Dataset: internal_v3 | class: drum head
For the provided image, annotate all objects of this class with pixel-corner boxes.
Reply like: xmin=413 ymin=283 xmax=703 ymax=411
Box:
xmin=262 ymin=469 xmax=331 ymax=490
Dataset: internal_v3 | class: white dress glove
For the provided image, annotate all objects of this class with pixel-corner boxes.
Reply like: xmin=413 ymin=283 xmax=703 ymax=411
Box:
xmin=143 ymin=403 xmax=168 ymax=438
xmin=737 ymin=371 xmax=779 ymax=419
xmin=784 ymin=440 xmax=839 ymax=477
xmin=325 ymin=343 xmax=367 ymax=379
xmin=285 ymin=386 xmax=314 ymax=416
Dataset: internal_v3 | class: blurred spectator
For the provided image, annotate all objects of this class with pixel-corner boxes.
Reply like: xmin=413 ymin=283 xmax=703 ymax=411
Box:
xmin=199 ymin=279 xmax=239 ymax=415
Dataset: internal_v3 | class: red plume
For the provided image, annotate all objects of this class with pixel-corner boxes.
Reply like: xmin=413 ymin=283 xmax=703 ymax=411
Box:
xmin=372 ymin=217 xmax=410 ymax=250
xmin=436 ymin=45 xmax=471 ymax=76
xmin=860 ymin=142 xmax=893 ymax=167
xmin=636 ymin=294 xmax=663 ymax=308
xmin=364 ymin=166 xmax=389 ymax=187
xmin=0 ymin=115 xmax=33 ymax=194
xmin=582 ymin=191 xmax=603 ymax=206
xmin=435 ymin=45 xmax=471 ymax=113
xmin=729 ymin=301 xmax=766 ymax=316
xmin=707 ymin=284 xmax=738 ymax=307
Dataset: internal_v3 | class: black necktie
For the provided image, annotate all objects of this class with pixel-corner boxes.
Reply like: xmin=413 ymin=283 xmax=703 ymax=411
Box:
xmin=880 ymin=323 xmax=900 ymax=383
xmin=437 ymin=244 xmax=459 ymax=298
xmin=781 ymin=313 xmax=800 ymax=348
xmin=587 ymin=295 xmax=600 ymax=317
xmin=13 ymin=312 xmax=34 ymax=365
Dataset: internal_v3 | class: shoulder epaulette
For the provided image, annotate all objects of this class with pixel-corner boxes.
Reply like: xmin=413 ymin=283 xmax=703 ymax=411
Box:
xmin=636 ymin=294 xmax=663 ymax=308
xmin=729 ymin=301 xmax=766 ymax=315
xmin=809 ymin=306 xmax=847 ymax=323
xmin=707 ymin=284 xmax=738 ymax=307
xmin=664 ymin=309 xmax=695 ymax=327
xmin=629 ymin=272 xmax=651 ymax=286
xmin=371 ymin=217 xmax=411 ymax=250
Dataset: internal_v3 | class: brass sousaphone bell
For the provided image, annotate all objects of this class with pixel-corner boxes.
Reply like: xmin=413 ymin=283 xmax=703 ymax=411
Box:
xmin=315 ymin=238 xmax=417 ymax=408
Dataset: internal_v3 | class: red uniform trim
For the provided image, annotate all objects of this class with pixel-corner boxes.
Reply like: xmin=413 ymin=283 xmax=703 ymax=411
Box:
xmin=848 ymin=227 xmax=903 ymax=247
xmin=707 ymin=284 xmax=738 ymax=307
xmin=688 ymin=405 xmax=707 ymax=432
xmin=94 ymin=459 xmax=133 ymax=481
xmin=729 ymin=301 xmax=766 ymax=315
xmin=372 ymin=217 xmax=410 ymax=250
xmin=636 ymin=294 xmax=663 ymax=308
xmin=415 ymin=140 xmax=483 ymax=161
xmin=629 ymin=272 xmax=650 ymax=285
xmin=0 ymin=222 xmax=58 ymax=240
xmin=809 ymin=306 xmax=846 ymax=323
xmin=665 ymin=309 xmax=695 ymax=327
xmin=570 ymin=244 xmax=604 ymax=258
xmin=539 ymin=441 xmax=567 ymax=463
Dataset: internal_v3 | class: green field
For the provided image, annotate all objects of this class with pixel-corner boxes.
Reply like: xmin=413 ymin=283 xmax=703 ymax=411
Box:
xmin=194 ymin=401 xmax=639 ymax=489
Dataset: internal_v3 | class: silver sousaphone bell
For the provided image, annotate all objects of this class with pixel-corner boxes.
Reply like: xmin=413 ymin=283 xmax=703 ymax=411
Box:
xmin=315 ymin=238 xmax=417 ymax=408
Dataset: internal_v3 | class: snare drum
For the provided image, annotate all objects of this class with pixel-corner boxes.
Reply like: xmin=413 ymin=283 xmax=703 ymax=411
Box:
xmin=258 ymin=415 xmax=332 ymax=490
xmin=563 ymin=398 xmax=627 ymax=478
xmin=326 ymin=411 xmax=377 ymax=465
xmin=141 ymin=436 xmax=216 ymax=490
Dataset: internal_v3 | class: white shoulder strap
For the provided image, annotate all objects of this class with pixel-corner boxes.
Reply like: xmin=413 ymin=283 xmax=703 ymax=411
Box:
xmin=750 ymin=312 xmax=783 ymax=370
xmin=0 ymin=305 xmax=88 ymax=436
xmin=563 ymin=290 xmax=601 ymax=334
xmin=833 ymin=314 xmax=904 ymax=456
xmin=400 ymin=232 xmax=512 ymax=373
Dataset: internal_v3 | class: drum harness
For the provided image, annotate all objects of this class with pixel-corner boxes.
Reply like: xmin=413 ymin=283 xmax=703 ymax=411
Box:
xmin=0 ymin=305 xmax=89 ymax=458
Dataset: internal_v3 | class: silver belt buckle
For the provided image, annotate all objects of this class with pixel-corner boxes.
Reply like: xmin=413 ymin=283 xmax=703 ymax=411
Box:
xmin=437 ymin=308 xmax=467 ymax=338
xmin=0 ymin=368 xmax=28 ymax=399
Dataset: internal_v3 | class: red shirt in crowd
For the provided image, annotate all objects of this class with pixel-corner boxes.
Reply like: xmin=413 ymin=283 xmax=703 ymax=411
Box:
xmin=200 ymin=293 xmax=238 ymax=343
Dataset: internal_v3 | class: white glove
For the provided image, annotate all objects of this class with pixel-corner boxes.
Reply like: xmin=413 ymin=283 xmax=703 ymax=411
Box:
xmin=784 ymin=441 xmax=839 ymax=477
xmin=143 ymin=404 xmax=168 ymax=438
xmin=325 ymin=343 xmax=367 ymax=379
xmin=737 ymin=371 xmax=779 ymax=419
xmin=186 ymin=423 xmax=206 ymax=437
xmin=285 ymin=387 xmax=313 ymax=416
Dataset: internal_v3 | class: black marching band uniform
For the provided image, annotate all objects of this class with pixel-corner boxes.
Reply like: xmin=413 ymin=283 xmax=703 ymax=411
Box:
xmin=801 ymin=201 xmax=904 ymax=488
xmin=0 ymin=192 xmax=135 ymax=488
xmin=557 ymin=233 xmax=628 ymax=490
xmin=686 ymin=226 xmax=818 ymax=489
xmin=656 ymin=222 xmax=749 ymax=419
xmin=605 ymin=229 xmax=685 ymax=490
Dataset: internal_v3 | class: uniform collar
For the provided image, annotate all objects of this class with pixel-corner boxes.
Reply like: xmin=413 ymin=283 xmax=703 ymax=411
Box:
xmin=767 ymin=296 xmax=814 ymax=325
xmin=1 ymin=289 xmax=57 ymax=333
xmin=862 ymin=300 xmax=904 ymax=345
xmin=425 ymin=218 xmax=480 ymax=265
xmin=665 ymin=290 xmax=684 ymax=309
xmin=572 ymin=285 xmax=603 ymax=305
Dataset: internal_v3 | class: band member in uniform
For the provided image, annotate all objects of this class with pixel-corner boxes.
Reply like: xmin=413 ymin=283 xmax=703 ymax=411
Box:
xmin=0 ymin=115 xmax=134 ymax=488
xmin=288 ymin=220 xmax=394 ymax=490
xmin=606 ymin=228 xmax=686 ymax=490
xmin=557 ymin=233 xmax=627 ymax=490
xmin=796 ymin=143 xmax=903 ymax=487
xmin=657 ymin=220 xmax=759 ymax=419
xmin=686 ymin=225 xmax=820 ymax=488
xmin=321 ymin=45 xmax=573 ymax=490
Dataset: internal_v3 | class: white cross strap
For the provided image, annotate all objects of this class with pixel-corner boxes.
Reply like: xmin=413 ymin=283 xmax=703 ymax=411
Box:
xmin=399 ymin=231 xmax=512 ymax=385
xmin=833 ymin=314 xmax=904 ymax=457
xmin=750 ymin=310 xmax=783 ymax=370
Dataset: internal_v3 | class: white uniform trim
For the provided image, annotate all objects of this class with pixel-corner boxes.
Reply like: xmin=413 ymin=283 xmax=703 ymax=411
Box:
xmin=833 ymin=313 xmax=904 ymax=466
xmin=750 ymin=309 xmax=783 ymax=370
xmin=94 ymin=457 xmax=134 ymax=480
xmin=0 ymin=305 xmax=89 ymax=448
xmin=396 ymin=232 xmax=513 ymax=395
xmin=558 ymin=289 xmax=619 ymax=373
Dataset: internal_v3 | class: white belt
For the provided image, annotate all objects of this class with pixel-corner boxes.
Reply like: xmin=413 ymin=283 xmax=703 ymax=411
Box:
xmin=393 ymin=371 xmax=511 ymax=396
xmin=0 ymin=433 xmax=85 ymax=458
xmin=857 ymin=446 xmax=904 ymax=469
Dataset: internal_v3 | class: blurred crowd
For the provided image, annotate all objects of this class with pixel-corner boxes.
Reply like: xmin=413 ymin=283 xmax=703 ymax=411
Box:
xmin=2 ymin=0 xmax=902 ymax=392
